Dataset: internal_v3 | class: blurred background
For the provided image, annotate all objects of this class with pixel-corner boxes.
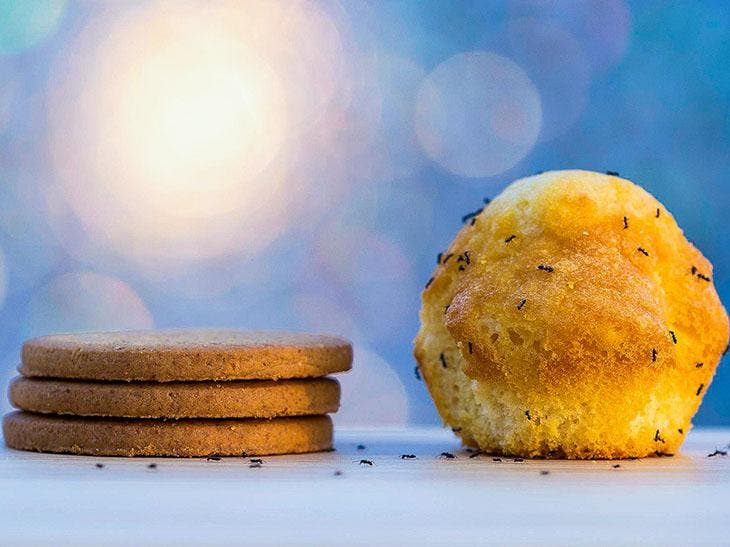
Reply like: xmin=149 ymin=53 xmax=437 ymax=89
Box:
xmin=0 ymin=0 xmax=728 ymax=426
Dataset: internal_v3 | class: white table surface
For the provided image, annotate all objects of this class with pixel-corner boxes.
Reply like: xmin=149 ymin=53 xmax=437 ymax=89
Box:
xmin=1 ymin=426 xmax=729 ymax=546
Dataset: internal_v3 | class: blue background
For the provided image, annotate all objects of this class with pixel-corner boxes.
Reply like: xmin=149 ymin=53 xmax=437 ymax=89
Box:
xmin=0 ymin=0 xmax=728 ymax=425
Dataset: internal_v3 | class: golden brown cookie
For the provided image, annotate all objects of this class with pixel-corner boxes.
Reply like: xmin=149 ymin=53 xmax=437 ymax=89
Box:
xmin=3 ymin=411 xmax=333 ymax=456
xmin=8 ymin=376 xmax=340 ymax=419
xmin=20 ymin=329 xmax=352 ymax=381
xmin=415 ymin=170 xmax=729 ymax=459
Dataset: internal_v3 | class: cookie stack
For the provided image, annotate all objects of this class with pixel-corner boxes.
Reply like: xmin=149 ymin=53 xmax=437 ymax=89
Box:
xmin=3 ymin=330 xmax=352 ymax=457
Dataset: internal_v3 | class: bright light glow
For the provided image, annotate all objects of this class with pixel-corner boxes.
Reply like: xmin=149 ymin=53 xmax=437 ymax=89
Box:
xmin=114 ymin=36 xmax=284 ymax=218
xmin=415 ymin=51 xmax=542 ymax=178
xmin=49 ymin=1 xmax=353 ymax=262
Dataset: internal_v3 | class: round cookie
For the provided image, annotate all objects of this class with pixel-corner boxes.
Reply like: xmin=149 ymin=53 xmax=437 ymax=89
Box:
xmin=9 ymin=376 xmax=340 ymax=419
xmin=415 ymin=170 xmax=729 ymax=459
xmin=3 ymin=411 xmax=333 ymax=457
xmin=20 ymin=329 xmax=352 ymax=381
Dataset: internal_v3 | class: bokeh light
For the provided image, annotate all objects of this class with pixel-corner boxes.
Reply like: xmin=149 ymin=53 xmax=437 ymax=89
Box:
xmin=320 ymin=52 xmax=427 ymax=184
xmin=507 ymin=0 xmax=631 ymax=74
xmin=47 ymin=2 xmax=291 ymax=262
xmin=46 ymin=0 xmax=357 ymax=267
xmin=505 ymin=17 xmax=591 ymax=141
xmin=335 ymin=347 xmax=408 ymax=427
xmin=0 ymin=168 xmax=65 ymax=297
xmin=315 ymin=224 xmax=417 ymax=341
xmin=0 ymin=0 xmax=66 ymax=55
xmin=415 ymin=51 xmax=542 ymax=178
xmin=24 ymin=271 xmax=153 ymax=336
xmin=263 ymin=0 xmax=351 ymax=129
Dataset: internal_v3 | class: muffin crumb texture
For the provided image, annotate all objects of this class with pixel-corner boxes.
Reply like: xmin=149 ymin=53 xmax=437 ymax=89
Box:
xmin=415 ymin=170 xmax=729 ymax=459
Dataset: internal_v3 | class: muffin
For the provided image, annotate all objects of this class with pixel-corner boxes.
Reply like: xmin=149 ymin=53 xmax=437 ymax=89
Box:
xmin=414 ymin=170 xmax=728 ymax=459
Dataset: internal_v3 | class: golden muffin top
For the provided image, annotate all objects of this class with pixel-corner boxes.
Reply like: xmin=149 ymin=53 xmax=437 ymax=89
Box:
xmin=423 ymin=170 xmax=728 ymax=397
